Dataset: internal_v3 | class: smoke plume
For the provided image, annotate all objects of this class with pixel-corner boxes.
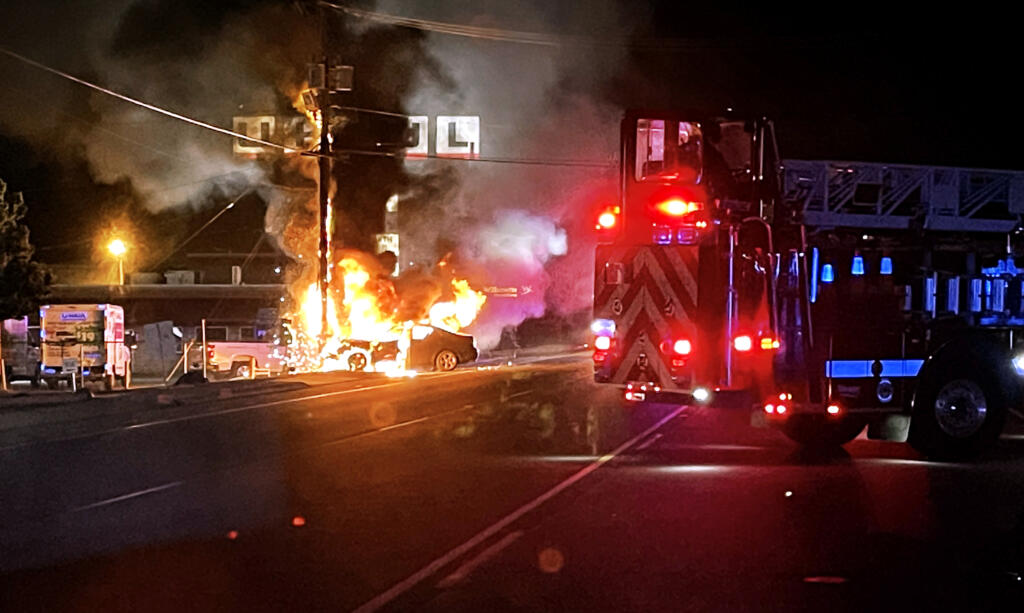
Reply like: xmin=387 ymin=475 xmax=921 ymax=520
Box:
xmin=381 ymin=0 xmax=630 ymax=346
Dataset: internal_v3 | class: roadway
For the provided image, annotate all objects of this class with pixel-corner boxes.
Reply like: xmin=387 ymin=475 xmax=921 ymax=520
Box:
xmin=2 ymin=354 xmax=1024 ymax=611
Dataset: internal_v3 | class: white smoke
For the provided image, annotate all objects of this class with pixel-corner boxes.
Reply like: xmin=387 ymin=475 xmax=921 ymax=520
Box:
xmin=0 ymin=1 xmax=314 ymax=212
xmin=383 ymin=0 xmax=630 ymax=347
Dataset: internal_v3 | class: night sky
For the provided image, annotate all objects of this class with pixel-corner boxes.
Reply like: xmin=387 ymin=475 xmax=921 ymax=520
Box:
xmin=0 ymin=0 xmax=1018 ymax=264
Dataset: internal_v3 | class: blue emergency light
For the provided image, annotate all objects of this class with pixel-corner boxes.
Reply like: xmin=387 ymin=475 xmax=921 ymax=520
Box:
xmin=851 ymin=255 xmax=865 ymax=276
xmin=821 ymin=264 xmax=835 ymax=283
xmin=880 ymin=257 xmax=893 ymax=275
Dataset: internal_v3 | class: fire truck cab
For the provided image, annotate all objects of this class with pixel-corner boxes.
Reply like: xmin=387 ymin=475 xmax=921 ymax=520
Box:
xmin=594 ymin=109 xmax=1024 ymax=459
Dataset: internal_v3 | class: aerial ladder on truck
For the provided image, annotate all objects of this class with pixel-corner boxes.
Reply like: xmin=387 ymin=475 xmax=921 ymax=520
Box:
xmin=592 ymin=110 xmax=1024 ymax=458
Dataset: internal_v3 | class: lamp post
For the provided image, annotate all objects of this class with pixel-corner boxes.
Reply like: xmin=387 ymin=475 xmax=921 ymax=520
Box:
xmin=108 ymin=238 xmax=127 ymax=285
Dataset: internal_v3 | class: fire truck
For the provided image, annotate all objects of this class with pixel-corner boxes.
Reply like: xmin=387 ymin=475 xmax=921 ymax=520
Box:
xmin=593 ymin=109 xmax=1024 ymax=458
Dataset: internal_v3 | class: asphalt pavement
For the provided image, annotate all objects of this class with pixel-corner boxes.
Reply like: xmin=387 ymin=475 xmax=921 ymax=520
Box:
xmin=3 ymin=354 xmax=1024 ymax=612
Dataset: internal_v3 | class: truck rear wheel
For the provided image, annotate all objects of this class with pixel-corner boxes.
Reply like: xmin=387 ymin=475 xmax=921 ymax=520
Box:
xmin=909 ymin=362 xmax=1007 ymax=460
xmin=781 ymin=413 xmax=867 ymax=449
xmin=230 ymin=358 xmax=256 ymax=379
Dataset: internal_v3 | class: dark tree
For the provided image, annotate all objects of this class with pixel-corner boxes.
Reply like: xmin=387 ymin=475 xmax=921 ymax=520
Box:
xmin=0 ymin=179 xmax=51 ymax=320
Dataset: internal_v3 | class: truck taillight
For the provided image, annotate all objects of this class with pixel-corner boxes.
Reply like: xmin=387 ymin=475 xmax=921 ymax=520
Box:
xmin=760 ymin=336 xmax=780 ymax=350
xmin=207 ymin=344 xmax=215 ymax=360
xmin=733 ymin=335 xmax=753 ymax=352
xmin=662 ymin=338 xmax=692 ymax=356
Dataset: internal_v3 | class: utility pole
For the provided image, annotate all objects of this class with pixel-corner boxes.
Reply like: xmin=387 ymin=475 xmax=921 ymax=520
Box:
xmin=317 ymin=6 xmax=332 ymax=344
xmin=310 ymin=6 xmax=353 ymax=346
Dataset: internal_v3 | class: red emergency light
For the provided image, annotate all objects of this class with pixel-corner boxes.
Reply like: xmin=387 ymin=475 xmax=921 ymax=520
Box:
xmin=594 ymin=335 xmax=612 ymax=351
xmin=596 ymin=206 xmax=621 ymax=230
xmin=655 ymin=198 xmax=703 ymax=217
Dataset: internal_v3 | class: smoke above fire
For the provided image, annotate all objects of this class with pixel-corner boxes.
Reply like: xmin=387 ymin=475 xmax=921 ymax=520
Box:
xmin=385 ymin=0 xmax=630 ymax=346
xmin=2 ymin=0 xmax=635 ymax=350
xmin=0 ymin=1 xmax=317 ymax=213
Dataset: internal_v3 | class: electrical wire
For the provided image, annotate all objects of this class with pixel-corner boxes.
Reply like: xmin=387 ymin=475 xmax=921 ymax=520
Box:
xmin=147 ymin=190 xmax=252 ymax=271
xmin=321 ymin=1 xmax=693 ymax=49
xmin=320 ymin=1 xmax=567 ymax=47
xmin=0 ymin=46 xmax=304 ymax=155
xmin=320 ymin=1 xmax=860 ymax=50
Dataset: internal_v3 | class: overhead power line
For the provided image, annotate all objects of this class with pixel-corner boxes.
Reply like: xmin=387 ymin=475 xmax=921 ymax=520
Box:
xmin=148 ymin=190 xmax=252 ymax=270
xmin=320 ymin=1 xmax=564 ymax=46
xmin=0 ymin=46 xmax=300 ymax=155
xmin=319 ymin=1 xmax=708 ymax=48
xmin=320 ymin=1 xmax=865 ymax=50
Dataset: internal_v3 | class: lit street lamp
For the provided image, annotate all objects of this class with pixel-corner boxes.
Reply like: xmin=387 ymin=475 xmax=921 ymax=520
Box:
xmin=108 ymin=238 xmax=127 ymax=285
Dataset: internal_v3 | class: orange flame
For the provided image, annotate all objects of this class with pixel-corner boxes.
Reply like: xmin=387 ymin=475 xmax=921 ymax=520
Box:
xmin=429 ymin=279 xmax=487 ymax=332
xmin=285 ymin=256 xmax=486 ymax=374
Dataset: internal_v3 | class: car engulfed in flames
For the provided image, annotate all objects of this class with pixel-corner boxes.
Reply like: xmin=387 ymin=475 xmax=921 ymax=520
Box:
xmin=284 ymin=253 xmax=485 ymax=376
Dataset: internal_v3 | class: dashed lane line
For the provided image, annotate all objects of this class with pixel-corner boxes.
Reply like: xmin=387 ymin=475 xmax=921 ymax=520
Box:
xmin=352 ymin=404 xmax=688 ymax=613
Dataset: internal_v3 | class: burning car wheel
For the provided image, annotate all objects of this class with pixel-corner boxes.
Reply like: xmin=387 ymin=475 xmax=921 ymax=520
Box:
xmin=434 ymin=349 xmax=458 ymax=372
xmin=347 ymin=352 xmax=369 ymax=372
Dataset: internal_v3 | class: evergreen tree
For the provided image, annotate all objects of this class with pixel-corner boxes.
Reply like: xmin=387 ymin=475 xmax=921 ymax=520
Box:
xmin=0 ymin=179 xmax=51 ymax=320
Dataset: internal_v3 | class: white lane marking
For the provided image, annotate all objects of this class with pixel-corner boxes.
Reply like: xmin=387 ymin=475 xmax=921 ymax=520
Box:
xmin=352 ymin=404 xmax=688 ymax=613
xmin=1010 ymin=408 xmax=1024 ymax=422
xmin=123 ymin=382 xmax=406 ymax=430
xmin=377 ymin=415 xmax=430 ymax=433
xmin=69 ymin=481 xmax=182 ymax=513
xmin=634 ymin=432 xmax=662 ymax=451
xmin=2 ymin=361 xmax=586 ymax=452
xmin=59 ymin=407 xmax=473 ymax=519
xmin=435 ymin=530 xmax=525 ymax=589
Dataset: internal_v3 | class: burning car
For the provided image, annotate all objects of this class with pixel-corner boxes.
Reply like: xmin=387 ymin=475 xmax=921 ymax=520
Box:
xmin=329 ymin=324 xmax=478 ymax=373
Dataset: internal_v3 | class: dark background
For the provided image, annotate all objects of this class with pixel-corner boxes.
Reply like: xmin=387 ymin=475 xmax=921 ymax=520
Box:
xmin=0 ymin=1 xmax=1016 ymax=264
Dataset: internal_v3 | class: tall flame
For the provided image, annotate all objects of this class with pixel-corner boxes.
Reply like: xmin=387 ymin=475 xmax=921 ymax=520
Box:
xmin=281 ymin=93 xmax=487 ymax=374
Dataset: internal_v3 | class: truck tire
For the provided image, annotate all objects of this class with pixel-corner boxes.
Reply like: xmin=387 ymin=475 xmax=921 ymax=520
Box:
xmin=230 ymin=358 xmax=255 ymax=379
xmin=908 ymin=360 xmax=1007 ymax=460
xmin=781 ymin=413 xmax=867 ymax=449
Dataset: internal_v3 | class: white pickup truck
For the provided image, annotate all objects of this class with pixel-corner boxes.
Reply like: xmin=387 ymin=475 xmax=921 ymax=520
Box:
xmin=190 ymin=341 xmax=288 ymax=379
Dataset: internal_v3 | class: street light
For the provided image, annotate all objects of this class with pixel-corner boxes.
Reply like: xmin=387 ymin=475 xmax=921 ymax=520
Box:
xmin=108 ymin=238 xmax=127 ymax=285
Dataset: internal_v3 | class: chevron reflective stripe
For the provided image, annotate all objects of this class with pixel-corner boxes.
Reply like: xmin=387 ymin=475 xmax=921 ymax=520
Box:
xmin=593 ymin=245 xmax=700 ymax=387
xmin=825 ymin=359 xmax=924 ymax=378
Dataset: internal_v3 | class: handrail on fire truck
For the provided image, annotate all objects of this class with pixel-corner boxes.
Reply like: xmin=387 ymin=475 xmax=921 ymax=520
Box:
xmin=784 ymin=159 xmax=1024 ymax=233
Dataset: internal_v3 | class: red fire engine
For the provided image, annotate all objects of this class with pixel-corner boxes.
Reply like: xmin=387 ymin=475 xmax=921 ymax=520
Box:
xmin=594 ymin=109 xmax=1024 ymax=458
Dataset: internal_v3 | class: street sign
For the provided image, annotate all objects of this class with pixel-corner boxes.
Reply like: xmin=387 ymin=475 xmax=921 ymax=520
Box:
xmin=436 ymin=116 xmax=480 ymax=158
xmin=483 ymin=286 xmax=532 ymax=298
xmin=406 ymin=116 xmax=428 ymax=157
xmin=62 ymin=357 xmax=79 ymax=374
